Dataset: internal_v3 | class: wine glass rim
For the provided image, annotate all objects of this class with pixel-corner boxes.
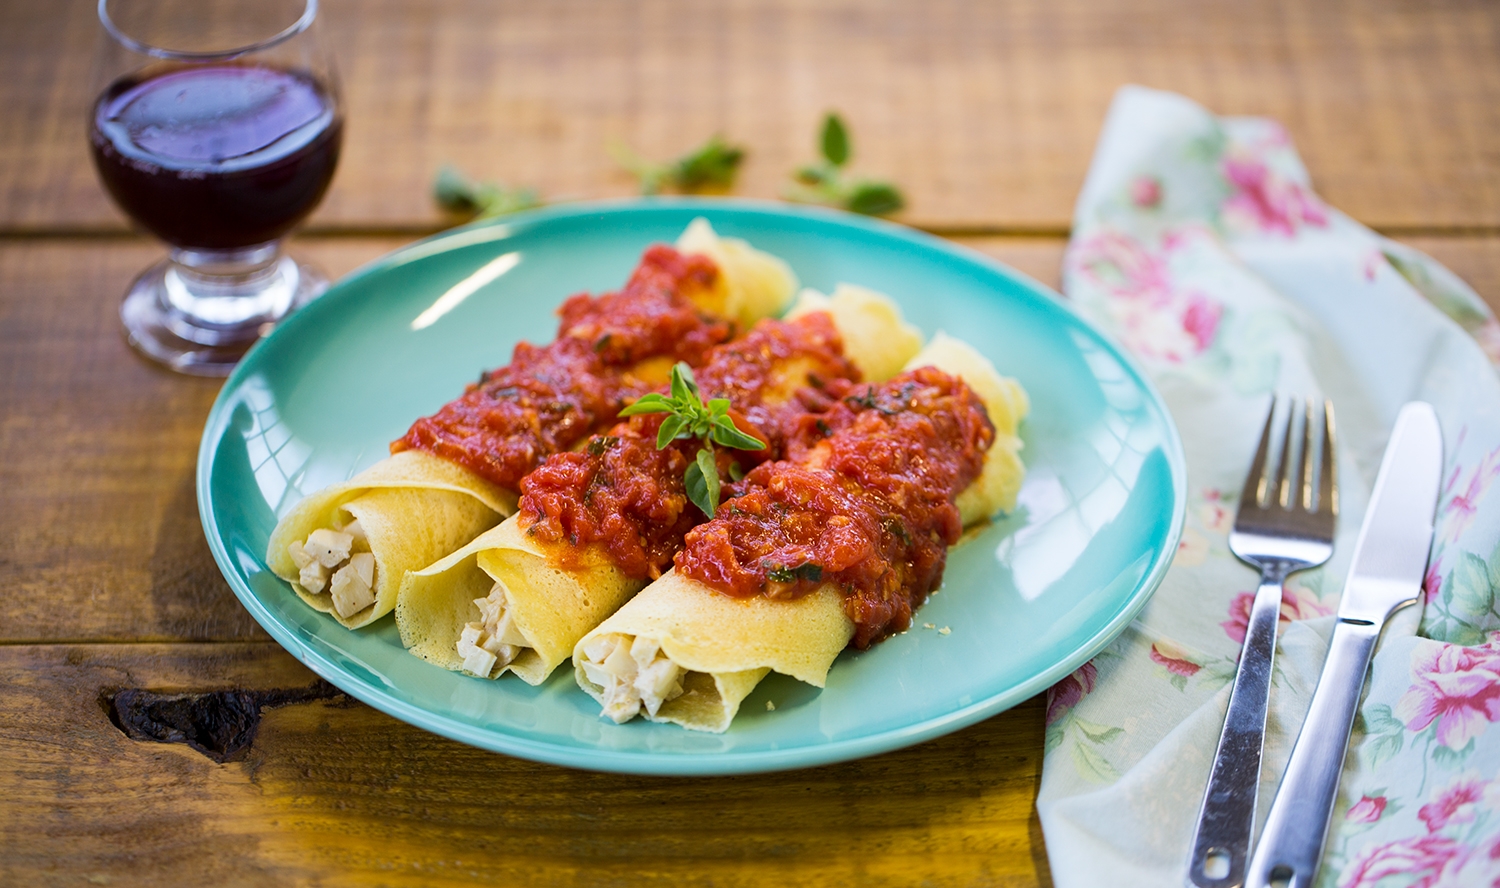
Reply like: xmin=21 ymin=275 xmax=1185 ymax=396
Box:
xmin=98 ymin=0 xmax=319 ymax=61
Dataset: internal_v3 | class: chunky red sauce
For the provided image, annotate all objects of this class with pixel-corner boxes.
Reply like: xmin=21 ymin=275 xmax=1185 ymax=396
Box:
xmin=391 ymin=246 xmax=731 ymax=489
xmin=516 ymin=312 xmax=859 ymax=580
xmin=675 ymin=367 xmax=995 ymax=648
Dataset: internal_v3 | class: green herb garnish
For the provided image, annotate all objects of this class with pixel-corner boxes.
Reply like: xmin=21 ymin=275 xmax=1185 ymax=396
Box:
xmin=618 ymin=362 xmax=765 ymax=517
xmin=765 ymin=562 xmax=825 ymax=584
xmin=787 ymin=113 xmax=905 ymax=216
xmin=434 ymin=164 xmax=543 ymax=221
xmin=883 ymin=516 xmax=912 ymax=546
xmin=611 ymin=136 xmax=746 ymax=195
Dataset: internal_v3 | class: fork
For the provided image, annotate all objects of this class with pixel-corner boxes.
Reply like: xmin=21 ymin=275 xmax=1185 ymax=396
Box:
xmin=1185 ymin=397 xmax=1338 ymax=888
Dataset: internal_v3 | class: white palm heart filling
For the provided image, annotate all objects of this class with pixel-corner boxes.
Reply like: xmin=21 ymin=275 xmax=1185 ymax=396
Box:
xmin=577 ymin=634 xmax=686 ymax=722
xmin=286 ymin=519 xmax=376 ymax=620
xmin=455 ymin=583 xmax=529 ymax=677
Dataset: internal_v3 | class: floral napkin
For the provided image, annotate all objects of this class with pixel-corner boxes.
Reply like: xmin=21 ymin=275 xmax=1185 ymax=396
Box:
xmin=1037 ymin=85 xmax=1500 ymax=887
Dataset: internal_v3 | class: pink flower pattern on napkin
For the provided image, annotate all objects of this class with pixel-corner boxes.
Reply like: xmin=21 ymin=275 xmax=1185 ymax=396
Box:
xmin=1220 ymin=585 xmax=1333 ymax=645
xmin=1437 ymin=444 xmax=1500 ymax=550
xmin=1346 ymin=795 xmax=1388 ymax=824
xmin=1220 ymin=153 xmax=1328 ymax=237
xmin=1423 ymin=558 xmax=1445 ymax=606
xmin=1417 ymin=776 xmax=1485 ymax=833
xmin=1041 ymin=86 xmax=1500 ymax=888
xmin=1340 ymin=835 xmax=1468 ymax=888
xmin=1395 ymin=639 xmax=1500 ymax=749
xmin=1148 ymin=641 xmax=1201 ymax=677
xmin=1071 ymin=230 xmax=1224 ymax=363
xmin=1046 ymin=662 xmax=1097 ymax=726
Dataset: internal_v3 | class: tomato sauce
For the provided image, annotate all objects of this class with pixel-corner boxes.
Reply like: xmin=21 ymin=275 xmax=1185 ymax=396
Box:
xmin=391 ymin=246 xmax=732 ymax=489
xmin=675 ymin=367 xmax=995 ymax=648
xmin=516 ymin=312 xmax=859 ymax=580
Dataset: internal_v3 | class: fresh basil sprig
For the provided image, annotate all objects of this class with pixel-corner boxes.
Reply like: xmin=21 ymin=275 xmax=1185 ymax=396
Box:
xmin=787 ymin=113 xmax=905 ymax=216
xmin=611 ymin=136 xmax=746 ymax=195
xmin=618 ymin=362 xmax=764 ymax=517
xmin=433 ymin=164 xmax=543 ymax=221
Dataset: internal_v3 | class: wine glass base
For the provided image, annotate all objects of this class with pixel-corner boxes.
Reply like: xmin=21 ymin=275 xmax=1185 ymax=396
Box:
xmin=120 ymin=254 xmax=328 ymax=376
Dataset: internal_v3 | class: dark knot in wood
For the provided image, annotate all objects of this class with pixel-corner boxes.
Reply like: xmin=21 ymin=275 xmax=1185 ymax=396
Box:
xmin=105 ymin=680 xmax=345 ymax=762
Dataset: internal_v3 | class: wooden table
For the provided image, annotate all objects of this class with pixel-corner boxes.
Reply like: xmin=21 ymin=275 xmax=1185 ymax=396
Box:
xmin=4 ymin=1 xmax=1499 ymax=884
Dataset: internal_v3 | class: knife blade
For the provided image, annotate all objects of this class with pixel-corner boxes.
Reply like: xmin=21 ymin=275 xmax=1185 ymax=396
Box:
xmin=1245 ymin=401 xmax=1443 ymax=888
xmin=1334 ymin=402 xmax=1445 ymax=625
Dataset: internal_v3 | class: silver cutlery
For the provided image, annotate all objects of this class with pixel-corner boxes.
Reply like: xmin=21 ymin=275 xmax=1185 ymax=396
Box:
xmin=1187 ymin=397 xmax=1338 ymax=888
xmin=1246 ymin=402 xmax=1443 ymax=888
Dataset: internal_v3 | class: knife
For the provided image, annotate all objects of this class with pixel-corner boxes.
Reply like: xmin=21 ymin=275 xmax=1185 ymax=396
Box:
xmin=1245 ymin=401 xmax=1443 ymax=888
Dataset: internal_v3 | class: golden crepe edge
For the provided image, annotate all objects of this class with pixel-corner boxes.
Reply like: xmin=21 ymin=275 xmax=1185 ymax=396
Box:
xmin=265 ymin=449 xmax=515 ymax=629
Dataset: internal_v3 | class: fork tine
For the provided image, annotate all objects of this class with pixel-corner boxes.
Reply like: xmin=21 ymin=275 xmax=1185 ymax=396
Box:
xmin=1320 ymin=399 xmax=1338 ymax=516
xmin=1298 ymin=399 xmax=1315 ymax=510
xmin=1241 ymin=397 xmax=1277 ymax=509
xmin=1278 ymin=398 xmax=1299 ymax=508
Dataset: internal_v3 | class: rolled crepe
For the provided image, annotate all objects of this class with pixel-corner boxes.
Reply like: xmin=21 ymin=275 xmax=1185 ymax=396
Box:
xmin=397 ymin=518 xmax=640 ymax=684
xmin=676 ymin=218 xmax=797 ymax=331
xmin=266 ymin=450 xmax=514 ymax=629
xmin=267 ymin=220 xmax=797 ymax=630
xmin=572 ymin=334 xmax=1028 ymax=732
xmin=395 ymin=286 xmax=925 ymax=685
xmin=787 ymin=283 xmax=924 ymax=384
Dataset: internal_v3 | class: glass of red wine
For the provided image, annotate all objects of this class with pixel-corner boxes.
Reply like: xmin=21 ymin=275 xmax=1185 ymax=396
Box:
xmin=90 ymin=0 xmax=342 ymax=375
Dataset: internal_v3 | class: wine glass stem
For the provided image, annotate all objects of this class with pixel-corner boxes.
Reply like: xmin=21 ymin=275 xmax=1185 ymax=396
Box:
xmin=163 ymin=241 xmax=298 ymax=341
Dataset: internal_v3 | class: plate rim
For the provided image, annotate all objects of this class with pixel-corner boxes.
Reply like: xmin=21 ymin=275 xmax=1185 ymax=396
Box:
xmin=197 ymin=196 xmax=1186 ymax=775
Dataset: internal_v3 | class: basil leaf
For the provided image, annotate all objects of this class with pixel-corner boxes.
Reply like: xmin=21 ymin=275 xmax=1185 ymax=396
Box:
xmin=613 ymin=137 xmax=745 ymax=195
xmin=795 ymin=165 xmax=829 ymax=186
xmin=672 ymin=136 xmax=745 ymax=191
xmin=766 ymin=562 xmax=824 ymax=584
xmin=685 ymin=447 xmax=721 ymax=517
xmin=434 ymin=164 xmax=481 ymax=213
xmin=618 ymin=393 xmax=673 ymax=416
xmin=657 ymin=414 xmax=689 ymax=448
xmin=711 ymin=418 xmax=766 ymax=451
xmin=821 ymin=114 xmax=850 ymax=167
xmin=669 ymin=362 xmax=701 ymax=404
xmin=846 ymin=181 xmax=905 ymax=216
xmin=433 ymin=164 xmax=541 ymax=220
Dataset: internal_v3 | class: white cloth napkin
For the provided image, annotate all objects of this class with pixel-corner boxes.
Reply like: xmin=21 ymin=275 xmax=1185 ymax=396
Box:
xmin=1038 ymin=85 xmax=1500 ymax=888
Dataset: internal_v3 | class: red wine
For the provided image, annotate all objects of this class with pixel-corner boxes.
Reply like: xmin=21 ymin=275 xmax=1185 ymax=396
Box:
xmin=90 ymin=65 xmax=342 ymax=250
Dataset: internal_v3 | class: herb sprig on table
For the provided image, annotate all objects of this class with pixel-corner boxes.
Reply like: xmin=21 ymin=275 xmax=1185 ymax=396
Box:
xmin=433 ymin=164 xmax=543 ymax=220
xmin=431 ymin=116 xmax=904 ymax=224
xmin=611 ymin=135 xmax=746 ymax=195
xmin=618 ymin=362 xmax=765 ymax=517
xmin=787 ymin=113 xmax=905 ymax=216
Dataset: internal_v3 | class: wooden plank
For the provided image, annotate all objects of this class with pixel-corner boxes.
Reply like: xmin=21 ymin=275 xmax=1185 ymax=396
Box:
xmin=4 ymin=0 xmax=1500 ymax=233
xmin=0 ymin=643 xmax=1053 ymax=887
xmin=0 ymin=237 xmax=406 ymax=643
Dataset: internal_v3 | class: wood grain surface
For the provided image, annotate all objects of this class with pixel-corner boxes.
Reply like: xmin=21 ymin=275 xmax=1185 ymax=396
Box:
xmin=5 ymin=0 xmax=1500 ymax=884
xmin=0 ymin=643 xmax=1049 ymax=887
xmin=4 ymin=0 xmax=1500 ymax=234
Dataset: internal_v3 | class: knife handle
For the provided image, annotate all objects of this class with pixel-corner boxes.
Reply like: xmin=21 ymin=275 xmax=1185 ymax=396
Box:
xmin=1246 ymin=619 xmax=1381 ymax=888
xmin=1186 ymin=572 xmax=1284 ymax=888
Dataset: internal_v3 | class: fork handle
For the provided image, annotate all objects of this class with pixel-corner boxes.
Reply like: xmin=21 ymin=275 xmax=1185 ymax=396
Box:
xmin=1245 ymin=620 xmax=1381 ymax=888
xmin=1185 ymin=569 xmax=1286 ymax=888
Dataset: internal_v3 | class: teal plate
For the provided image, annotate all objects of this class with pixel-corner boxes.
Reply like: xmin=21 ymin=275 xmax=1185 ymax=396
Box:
xmin=198 ymin=199 xmax=1185 ymax=775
